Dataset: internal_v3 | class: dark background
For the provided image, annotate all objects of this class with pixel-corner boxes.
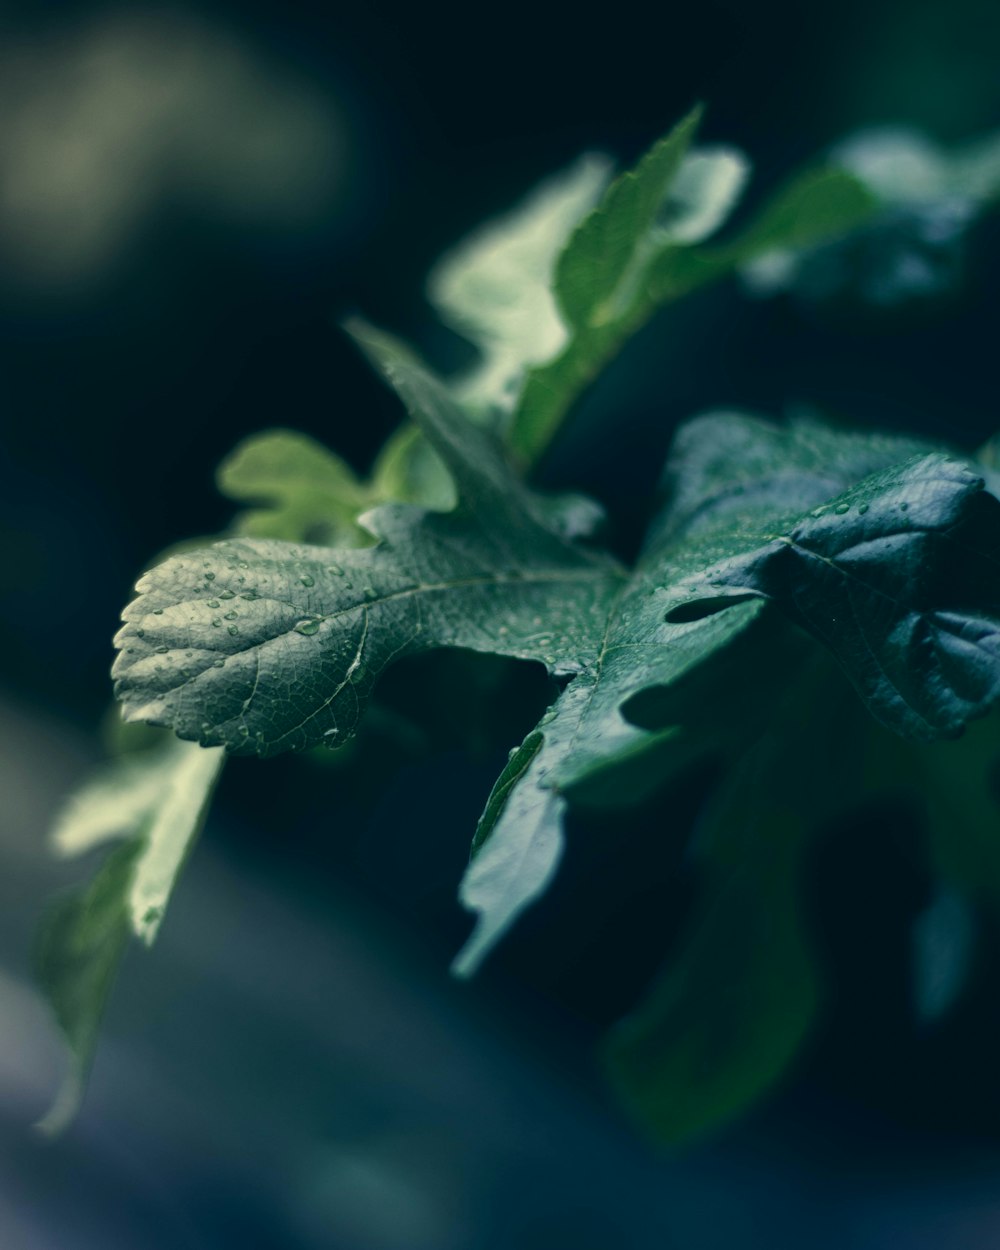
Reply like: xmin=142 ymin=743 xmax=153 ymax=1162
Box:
xmin=2 ymin=2 xmax=1000 ymax=1246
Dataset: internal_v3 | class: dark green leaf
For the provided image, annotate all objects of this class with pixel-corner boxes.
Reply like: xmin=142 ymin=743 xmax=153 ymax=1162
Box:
xmin=663 ymin=449 xmax=1000 ymax=740
xmin=114 ymin=340 xmax=949 ymax=968
xmin=607 ymin=662 xmax=867 ymax=1144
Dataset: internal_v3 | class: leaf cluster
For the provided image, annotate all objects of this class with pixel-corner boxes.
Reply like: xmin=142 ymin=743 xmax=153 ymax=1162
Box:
xmin=37 ymin=108 xmax=1000 ymax=1144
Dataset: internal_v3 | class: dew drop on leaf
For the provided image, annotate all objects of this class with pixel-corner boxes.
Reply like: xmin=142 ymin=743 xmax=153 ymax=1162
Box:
xmin=300 ymin=574 xmax=315 ymax=588
xmin=227 ymin=625 xmax=239 ymax=636
xmin=294 ymin=618 xmax=321 ymax=636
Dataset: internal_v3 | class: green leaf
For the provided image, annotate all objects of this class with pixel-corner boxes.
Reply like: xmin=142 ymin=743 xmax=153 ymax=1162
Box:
xmin=663 ymin=447 xmax=1000 ymax=741
xmin=607 ymin=660 xmax=871 ymax=1144
xmin=427 ymin=153 xmax=611 ymax=413
xmin=509 ymin=132 xmax=874 ymax=463
xmin=37 ymin=737 xmax=222 ymax=1132
xmin=35 ymin=842 xmax=140 ymax=1135
xmin=551 ymin=106 xmax=711 ymax=331
xmin=607 ymin=820 xmax=819 ymax=1146
xmin=218 ymin=428 xmax=372 ymax=547
xmin=113 ymin=340 xmax=960 ymax=968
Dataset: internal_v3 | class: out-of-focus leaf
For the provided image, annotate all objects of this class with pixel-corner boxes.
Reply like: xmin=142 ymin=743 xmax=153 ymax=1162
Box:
xmin=36 ymin=842 xmax=141 ymax=1136
xmin=427 ymin=154 xmax=611 ymax=413
xmin=607 ymin=663 xmax=864 ymax=1144
xmin=37 ymin=736 xmax=222 ymax=1131
xmin=218 ymin=428 xmax=372 ymax=546
xmin=743 ymin=125 xmax=1000 ymax=306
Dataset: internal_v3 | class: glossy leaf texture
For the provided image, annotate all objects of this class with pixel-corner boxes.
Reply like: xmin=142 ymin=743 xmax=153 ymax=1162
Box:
xmin=112 ymin=325 xmax=995 ymax=973
xmin=659 ymin=448 xmax=1000 ymax=741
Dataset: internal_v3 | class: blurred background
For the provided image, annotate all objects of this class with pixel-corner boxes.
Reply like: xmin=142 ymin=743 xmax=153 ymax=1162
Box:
xmin=3 ymin=1 xmax=1000 ymax=1246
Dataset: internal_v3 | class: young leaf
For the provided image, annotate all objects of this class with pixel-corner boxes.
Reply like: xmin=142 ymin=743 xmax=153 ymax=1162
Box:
xmin=38 ymin=736 xmax=222 ymax=1131
xmin=427 ymin=153 xmax=611 ymax=412
xmin=508 ymin=132 xmax=875 ymax=463
xmin=217 ymin=428 xmax=372 ymax=546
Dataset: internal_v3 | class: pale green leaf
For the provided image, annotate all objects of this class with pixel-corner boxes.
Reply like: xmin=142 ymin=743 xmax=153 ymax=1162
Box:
xmin=427 ymin=154 xmax=611 ymax=412
xmin=37 ymin=736 xmax=222 ymax=1131
xmin=218 ymin=428 xmax=371 ymax=546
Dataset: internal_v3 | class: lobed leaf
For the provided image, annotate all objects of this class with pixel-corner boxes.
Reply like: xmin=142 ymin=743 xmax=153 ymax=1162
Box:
xmin=662 ymin=451 xmax=1000 ymax=741
xmin=114 ymin=327 xmax=986 ymax=972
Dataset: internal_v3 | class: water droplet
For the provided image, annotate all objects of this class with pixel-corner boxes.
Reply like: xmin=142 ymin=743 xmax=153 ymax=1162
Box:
xmin=212 ymin=659 xmax=225 ymax=668
xmin=227 ymin=624 xmax=240 ymax=636
xmin=219 ymin=590 xmax=235 ymax=601
xmin=143 ymin=906 xmax=162 ymax=926
xmin=834 ymin=502 xmax=851 ymax=515
xmin=507 ymin=746 xmax=519 ymax=760
xmin=810 ymin=507 xmax=826 ymax=518
xmin=240 ymin=591 xmax=257 ymax=601
xmin=153 ymin=608 xmax=164 ymax=615
xmin=238 ymin=561 xmax=249 ymax=570
xmin=900 ymin=502 xmax=909 ymax=512
xmin=363 ymin=586 xmax=375 ymax=601
xmin=327 ymin=563 xmax=343 ymax=576
xmin=207 ymin=599 xmax=220 ymax=609
xmin=204 ymin=571 xmax=216 ymax=581
xmin=126 ymin=647 xmax=135 ymax=654
xmin=212 ymin=618 xmax=222 ymax=627
xmin=224 ymin=611 xmax=238 ymax=620
xmin=858 ymin=503 xmax=869 ymax=514
xmin=294 ymin=618 xmax=321 ymax=636
xmin=300 ymin=574 xmax=315 ymax=588
xmin=136 ymin=629 xmax=145 ymax=638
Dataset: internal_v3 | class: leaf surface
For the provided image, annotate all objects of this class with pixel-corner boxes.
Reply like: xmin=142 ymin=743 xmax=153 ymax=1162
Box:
xmin=113 ymin=333 xmax=983 ymax=968
xmin=661 ymin=449 xmax=1000 ymax=740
